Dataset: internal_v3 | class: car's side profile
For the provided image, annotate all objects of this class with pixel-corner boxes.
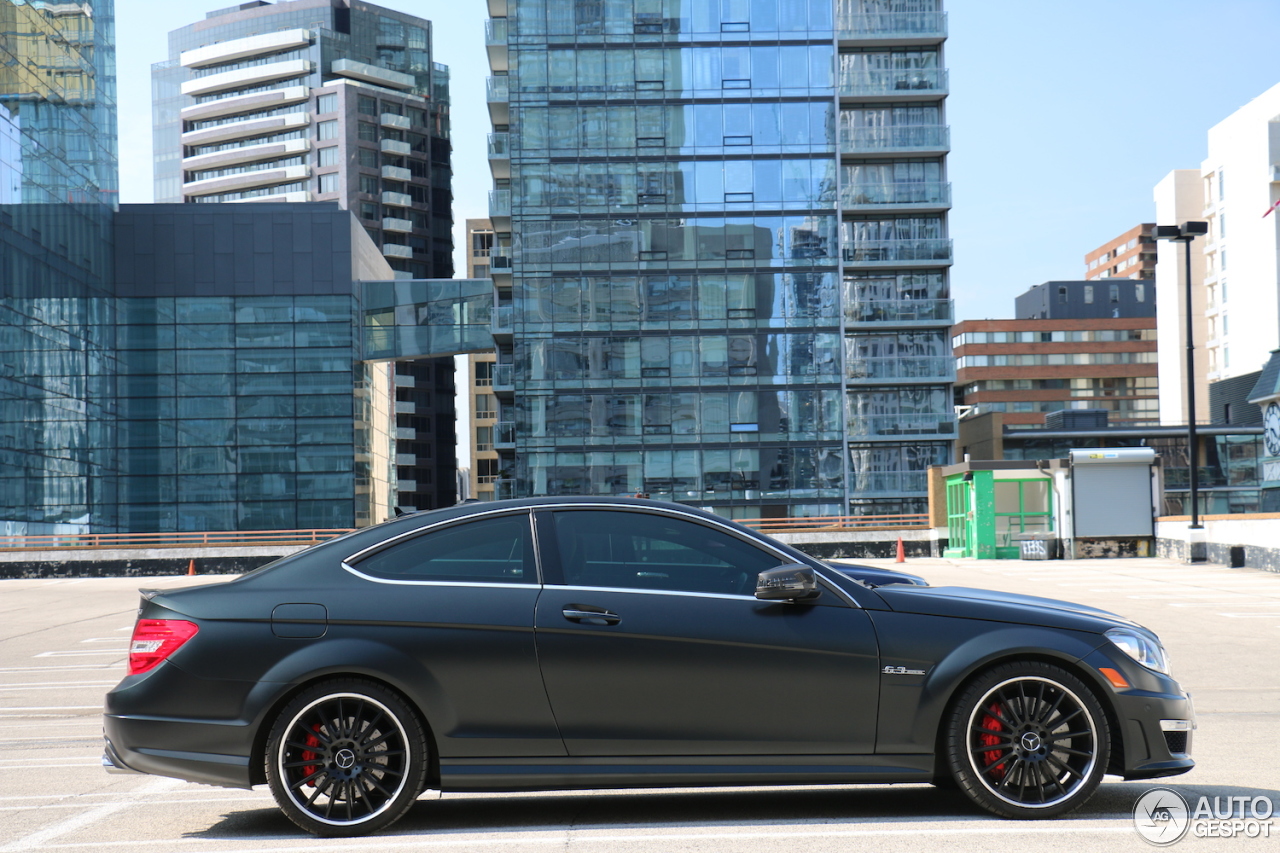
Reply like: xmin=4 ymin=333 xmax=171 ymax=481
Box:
xmin=104 ymin=497 xmax=1194 ymax=836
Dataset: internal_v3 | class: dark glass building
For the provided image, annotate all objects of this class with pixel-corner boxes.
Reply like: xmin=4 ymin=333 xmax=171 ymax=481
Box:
xmin=485 ymin=0 xmax=954 ymax=519
xmin=1 ymin=0 xmax=119 ymax=535
xmin=152 ymin=0 xmax=457 ymax=512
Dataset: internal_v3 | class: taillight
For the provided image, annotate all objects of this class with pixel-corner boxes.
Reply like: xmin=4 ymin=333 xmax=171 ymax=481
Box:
xmin=128 ymin=619 xmax=199 ymax=675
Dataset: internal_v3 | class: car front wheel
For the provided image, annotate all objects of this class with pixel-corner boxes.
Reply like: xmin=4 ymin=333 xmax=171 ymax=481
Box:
xmin=945 ymin=661 xmax=1110 ymax=819
xmin=265 ymin=679 xmax=429 ymax=837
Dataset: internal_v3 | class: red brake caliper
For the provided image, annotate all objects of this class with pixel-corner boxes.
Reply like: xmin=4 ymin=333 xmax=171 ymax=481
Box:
xmin=979 ymin=702 xmax=1006 ymax=779
xmin=300 ymin=724 xmax=322 ymax=786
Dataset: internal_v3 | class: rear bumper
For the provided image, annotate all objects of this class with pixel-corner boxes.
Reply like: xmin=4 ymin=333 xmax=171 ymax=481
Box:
xmin=102 ymin=714 xmax=255 ymax=789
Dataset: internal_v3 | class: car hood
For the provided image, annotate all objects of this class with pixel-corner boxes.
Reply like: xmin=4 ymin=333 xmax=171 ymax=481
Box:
xmin=872 ymin=584 xmax=1143 ymax=633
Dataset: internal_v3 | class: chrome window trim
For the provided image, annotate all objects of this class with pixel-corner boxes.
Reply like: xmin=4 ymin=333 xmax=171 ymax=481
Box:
xmin=343 ymin=507 xmax=539 ymax=584
xmin=551 ymin=584 xmax=759 ymax=603
xmin=338 ymin=561 xmax=541 ymax=588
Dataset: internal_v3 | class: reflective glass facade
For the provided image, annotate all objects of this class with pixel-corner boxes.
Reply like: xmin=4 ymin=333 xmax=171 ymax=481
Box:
xmin=1 ymin=0 xmax=118 ymax=535
xmin=488 ymin=0 xmax=953 ymax=518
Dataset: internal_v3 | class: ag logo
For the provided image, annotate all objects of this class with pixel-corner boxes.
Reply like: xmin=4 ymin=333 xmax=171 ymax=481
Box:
xmin=1134 ymin=787 xmax=1190 ymax=845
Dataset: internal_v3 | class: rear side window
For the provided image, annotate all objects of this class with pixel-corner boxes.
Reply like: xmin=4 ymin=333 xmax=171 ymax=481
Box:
xmin=351 ymin=513 xmax=534 ymax=583
xmin=552 ymin=510 xmax=779 ymax=595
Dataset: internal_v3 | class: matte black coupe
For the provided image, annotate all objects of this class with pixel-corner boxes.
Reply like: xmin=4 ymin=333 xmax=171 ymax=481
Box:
xmin=103 ymin=497 xmax=1194 ymax=836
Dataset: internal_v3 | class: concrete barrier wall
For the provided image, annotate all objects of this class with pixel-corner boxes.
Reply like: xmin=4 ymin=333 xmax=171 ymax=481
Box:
xmin=1156 ymin=514 xmax=1280 ymax=572
xmin=0 ymin=546 xmax=307 ymax=579
xmin=771 ymin=528 xmax=944 ymax=561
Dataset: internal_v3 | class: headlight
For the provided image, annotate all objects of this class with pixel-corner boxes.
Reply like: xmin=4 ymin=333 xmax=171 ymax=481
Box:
xmin=1105 ymin=627 xmax=1171 ymax=675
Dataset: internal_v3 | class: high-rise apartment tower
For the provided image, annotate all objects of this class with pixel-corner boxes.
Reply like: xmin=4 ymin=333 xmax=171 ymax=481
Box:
xmin=484 ymin=0 xmax=954 ymax=519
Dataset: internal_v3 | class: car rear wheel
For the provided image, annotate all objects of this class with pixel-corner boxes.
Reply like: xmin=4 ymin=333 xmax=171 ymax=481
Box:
xmin=945 ymin=661 xmax=1110 ymax=819
xmin=265 ymin=679 xmax=429 ymax=837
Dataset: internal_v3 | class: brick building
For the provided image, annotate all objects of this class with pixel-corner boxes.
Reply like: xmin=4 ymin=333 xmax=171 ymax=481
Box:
xmin=1085 ymin=223 xmax=1157 ymax=281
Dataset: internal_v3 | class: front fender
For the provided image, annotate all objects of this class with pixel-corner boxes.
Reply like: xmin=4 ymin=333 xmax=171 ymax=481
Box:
xmin=868 ymin=611 xmax=1103 ymax=753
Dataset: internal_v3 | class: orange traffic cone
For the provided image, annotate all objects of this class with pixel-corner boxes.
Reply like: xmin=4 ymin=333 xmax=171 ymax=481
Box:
xmin=894 ymin=537 xmax=905 ymax=563
xmin=187 ymin=559 xmax=196 ymax=576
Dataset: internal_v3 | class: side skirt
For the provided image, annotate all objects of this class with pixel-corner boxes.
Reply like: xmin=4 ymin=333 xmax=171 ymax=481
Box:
xmin=438 ymin=754 xmax=935 ymax=792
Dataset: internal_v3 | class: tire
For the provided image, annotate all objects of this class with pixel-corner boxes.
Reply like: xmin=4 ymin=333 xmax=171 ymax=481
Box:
xmin=265 ymin=679 xmax=429 ymax=837
xmin=944 ymin=661 xmax=1110 ymax=819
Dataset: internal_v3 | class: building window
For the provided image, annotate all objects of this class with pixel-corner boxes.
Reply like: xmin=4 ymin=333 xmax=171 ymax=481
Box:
xmin=1135 ymin=283 xmax=1145 ymax=302
xmin=1221 ymin=249 xmax=1227 ymax=270
xmin=360 ymin=202 xmax=378 ymax=220
xmin=358 ymin=148 xmax=378 ymax=168
xmin=317 ymin=146 xmax=339 ymax=167
xmin=317 ymin=120 xmax=338 ymax=141
xmin=359 ymin=175 xmax=379 ymax=194
xmin=1058 ymin=286 xmax=1067 ymax=303
xmin=477 ymin=458 xmax=499 ymax=484
xmin=318 ymin=173 xmax=338 ymax=193
xmin=358 ymin=95 xmax=378 ymax=116
xmin=316 ymin=93 xmax=337 ymax=114
xmin=1219 ymin=213 xmax=1226 ymax=238
xmin=358 ymin=122 xmax=378 ymax=142
xmin=475 ymin=426 xmax=493 ymax=451
xmin=475 ymin=394 xmax=495 ymax=420
xmin=475 ymin=361 xmax=493 ymax=386
xmin=1084 ymin=285 xmax=1093 ymax=304
xmin=1109 ymin=284 xmax=1119 ymax=303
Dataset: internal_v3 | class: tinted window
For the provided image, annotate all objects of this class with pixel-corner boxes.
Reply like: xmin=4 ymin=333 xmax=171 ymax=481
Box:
xmin=553 ymin=510 xmax=779 ymax=595
xmin=353 ymin=514 xmax=534 ymax=583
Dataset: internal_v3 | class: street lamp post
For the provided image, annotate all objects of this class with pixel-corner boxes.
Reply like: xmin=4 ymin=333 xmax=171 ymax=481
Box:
xmin=1154 ymin=221 xmax=1208 ymax=542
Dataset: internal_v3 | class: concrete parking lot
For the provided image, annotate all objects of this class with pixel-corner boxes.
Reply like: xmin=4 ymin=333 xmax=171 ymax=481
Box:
xmin=1 ymin=556 xmax=1277 ymax=851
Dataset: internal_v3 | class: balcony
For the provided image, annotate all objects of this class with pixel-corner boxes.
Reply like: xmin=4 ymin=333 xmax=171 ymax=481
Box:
xmin=843 ymin=238 xmax=952 ymax=266
xmin=489 ymin=245 xmax=512 ymax=274
xmin=330 ymin=58 xmax=414 ymax=90
xmin=381 ymin=164 xmax=411 ymax=182
xmin=380 ymin=139 xmax=411 ymax=156
xmin=496 ymin=422 xmax=517 ymax=447
xmin=837 ymin=8 xmax=947 ymax=45
xmin=495 ymin=479 xmax=522 ymax=500
xmin=180 ymin=27 xmax=313 ymax=68
xmin=486 ymin=76 xmax=509 ymax=124
xmin=846 ymin=415 xmax=957 ymax=441
xmin=486 ymin=19 xmax=509 ymax=72
xmin=182 ymin=137 xmax=310 ymax=172
xmin=488 ymin=132 xmax=509 ymax=179
xmin=845 ymin=356 xmax=955 ymax=383
xmin=180 ymin=84 xmax=310 ymax=122
xmin=840 ymin=124 xmax=949 ymax=155
xmin=381 ymin=191 xmax=412 ymax=207
xmin=845 ymin=298 xmax=953 ymax=326
xmin=493 ymin=364 xmax=514 ymax=396
xmin=382 ymin=217 xmax=413 ymax=233
xmin=381 ymin=113 xmax=411 ymax=130
xmin=491 ymin=305 xmax=513 ymax=341
xmin=181 ymin=59 xmax=314 ymax=97
xmin=182 ymin=164 xmax=311 ymax=199
xmin=841 ymin=182 xmax=950 ymax=212
xmin=382 ymin=243 xmax=414 ymax=259
xmin=839 ymin=68 xmax=947 ymax=101
xmin=489 ymin=189 xmax=511 ymax=223
xmin=180 ymin=112 xmax=310 ymax=148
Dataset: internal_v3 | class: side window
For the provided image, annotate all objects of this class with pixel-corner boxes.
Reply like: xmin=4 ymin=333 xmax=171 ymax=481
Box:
xmin=352 ymin=514 xmax=534 ymax=583
xmin=553 ymin=510 xmax=780 ymax=595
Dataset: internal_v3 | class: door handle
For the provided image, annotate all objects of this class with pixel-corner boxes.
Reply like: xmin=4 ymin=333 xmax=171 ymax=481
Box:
xmin=562 ymin=606 xmax=620 ymax=626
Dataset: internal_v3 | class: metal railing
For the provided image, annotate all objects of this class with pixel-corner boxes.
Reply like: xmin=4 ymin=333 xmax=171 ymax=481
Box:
xmin=839 ymin=68 xmax=947 ymax=97
xmin=846 ymin=298 xmax=952 ymax=323
xmin=738 ymin=513 xmax=929 ymax=532
xmin=489 ymin=189 xmax=511 ymax=217
xmin=0 ymin=529 xmax=353 ymax=552
xmin=846 ymin=355 xmax=955 ymax=381
xmin=486 ymin=76 xmax=509 ymax=101
xmin=485 ymin=18 xmax=508 ymax=45
xmin=841 ymin=182 xmax=950 ymax=207
xmin=837 ymin=9 xmax=947 ymax=39
xmin=840 ymin=124 xmax=948 ymax=152
xmin=488 ymin=132 xmax=509 ymax=157
xmin=842 ymin=238 xmax=952 ymax=263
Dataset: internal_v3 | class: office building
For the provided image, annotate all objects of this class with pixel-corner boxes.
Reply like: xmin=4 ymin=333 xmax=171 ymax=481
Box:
xmin=1 ymin=0 xmax=119 ymax=535
xmin=1016 ymin=279 xmax=1155 ymax=320
xmin=484 ymin=0 xmax=954 ymax=519
xmin=152 ymin=0 xmax=457 ymax=511
xmin=1084 ymin=224 xmax=1156 ymax=281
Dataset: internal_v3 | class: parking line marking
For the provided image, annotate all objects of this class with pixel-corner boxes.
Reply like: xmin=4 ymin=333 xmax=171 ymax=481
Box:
xmin=0 ymin=776 xmax=182 ymax=852
xmin=0 ymin=707 xmax=102 ymax=712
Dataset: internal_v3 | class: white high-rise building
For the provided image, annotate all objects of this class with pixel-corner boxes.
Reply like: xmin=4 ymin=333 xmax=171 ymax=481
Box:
xmin=1156 ymin=81 xmax=1280 ymax=424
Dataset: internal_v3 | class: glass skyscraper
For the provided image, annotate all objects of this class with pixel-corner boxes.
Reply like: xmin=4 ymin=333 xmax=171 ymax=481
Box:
xmin=1 ymin=0 xmax=119 ymax=535
xmin=485 ymin=0 xmax=953 ymax=519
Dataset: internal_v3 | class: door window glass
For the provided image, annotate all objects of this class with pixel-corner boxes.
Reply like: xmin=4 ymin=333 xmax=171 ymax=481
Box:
xmin=352 ymin=514 xmax=533 ymax=583
xmin=553 ymin=510 xmax=779 ymax=595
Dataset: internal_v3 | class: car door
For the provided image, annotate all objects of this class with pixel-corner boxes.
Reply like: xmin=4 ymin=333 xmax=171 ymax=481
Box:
xmin=341 ymin=509 xmax=564 ymax=757
xmin=532 ymin=507 xmax=881 ymax=756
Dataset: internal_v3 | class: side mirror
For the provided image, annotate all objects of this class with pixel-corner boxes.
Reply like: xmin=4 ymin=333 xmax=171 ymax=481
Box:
xmin=755 ymin=564 xmax=822 ymax=602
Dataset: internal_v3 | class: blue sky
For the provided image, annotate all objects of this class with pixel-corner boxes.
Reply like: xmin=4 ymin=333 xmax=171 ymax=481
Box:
xmin=115 ymin=0 xmax=1280 ymax=322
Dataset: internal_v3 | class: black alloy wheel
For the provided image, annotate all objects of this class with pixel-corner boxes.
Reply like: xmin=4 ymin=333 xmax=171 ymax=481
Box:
xmin=265 ymin=679 xmax=429 ymax=837
xmin=945 ymin=661 xmax=1110 ymax=819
